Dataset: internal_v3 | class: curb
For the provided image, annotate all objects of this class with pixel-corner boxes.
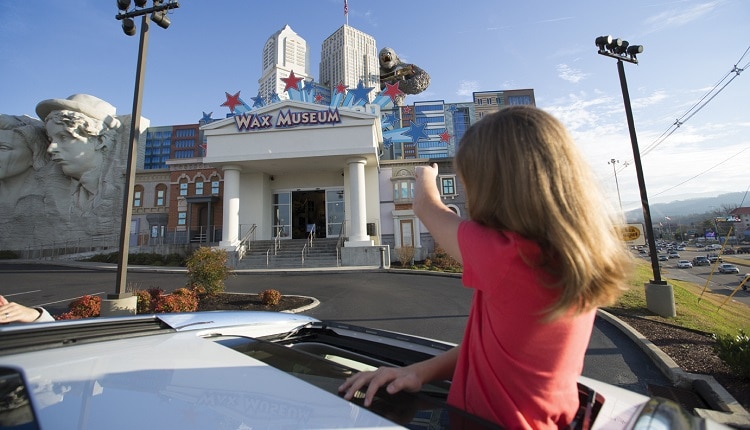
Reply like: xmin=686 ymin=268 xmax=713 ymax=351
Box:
xmin=597 ymin=309 xmax=750 ymax=427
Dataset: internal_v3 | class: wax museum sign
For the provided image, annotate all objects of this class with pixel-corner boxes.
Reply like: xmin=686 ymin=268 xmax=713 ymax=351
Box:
xmin=234 ymin=108 xmax=342 ymax=132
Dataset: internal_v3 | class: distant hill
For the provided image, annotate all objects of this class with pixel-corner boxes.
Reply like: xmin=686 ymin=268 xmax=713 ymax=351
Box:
xmin=624 ymin=192 xmax=748 ymax=222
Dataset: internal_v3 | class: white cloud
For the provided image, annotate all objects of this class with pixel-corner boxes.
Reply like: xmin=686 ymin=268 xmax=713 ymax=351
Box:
xmin=632 ymin=90 xmax=668 ymax=109
xmin=556 ymin=64 xmax=588 ymax=83
xmin=643 ymin=1 xmax=720 ymax=33
xmin=456 ymin=80 xmax=479 ymax=97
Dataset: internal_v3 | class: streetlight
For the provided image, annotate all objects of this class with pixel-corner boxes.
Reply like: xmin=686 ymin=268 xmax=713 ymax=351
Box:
xmin=111 ymin=0 xmax=180 ymax=304
xmin=608 ymin=158 xmax=623 ymax=213
xmin=595 ymin=35 xmax=675 ymax=317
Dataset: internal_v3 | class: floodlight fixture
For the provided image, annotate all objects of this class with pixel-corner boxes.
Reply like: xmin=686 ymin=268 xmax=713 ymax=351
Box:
xmin=134 ymin=0 xmax=148 ymax=7
xmin=121 ymin=17 xmax=136 ymax=36
xmin=596 ymin=35 xmax=642 ymax=64
xmin=613 ymin=40 xmax=629 ymax=55
xmin=117 ymin=0 xmax=131 ymax=11
xmin=627 ymin=44 xmax=644 ymax=61
xmin=595 ymin=35 xmax=612 ymax=52
xmin=606 ymin=38 xmax=623 ymax=53
xmin=151 ymin=11 xmax=170 ymax=28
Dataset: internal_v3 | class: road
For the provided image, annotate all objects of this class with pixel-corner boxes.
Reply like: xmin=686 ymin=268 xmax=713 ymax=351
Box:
xmin=0 ymin=261 xmax=670 ymax=396
xmin=641 ymin=248 xmax=750 ymax=307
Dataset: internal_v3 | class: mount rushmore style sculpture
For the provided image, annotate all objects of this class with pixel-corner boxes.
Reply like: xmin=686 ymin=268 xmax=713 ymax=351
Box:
xmin=0 ymin=94 xmax=131 ymax=252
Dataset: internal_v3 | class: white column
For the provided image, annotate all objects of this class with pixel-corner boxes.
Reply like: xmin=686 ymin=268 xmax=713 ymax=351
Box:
xmin=345 ymin=157 xmax=373 ymax=246
xmin=220 ymin=165 xmax=241 ymax=249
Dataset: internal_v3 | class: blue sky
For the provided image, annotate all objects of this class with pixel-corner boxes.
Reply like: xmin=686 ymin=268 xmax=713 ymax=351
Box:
xmin=1 ymin=0 xmax=748 ymax=210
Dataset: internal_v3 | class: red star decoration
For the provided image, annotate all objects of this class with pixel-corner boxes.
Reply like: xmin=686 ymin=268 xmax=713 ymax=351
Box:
xmin=382 ymin=82 xmax=405 ymax=102
xmin=281 ymin=70 xmax=304 ymax=92
xmin=334 ymin=81 xmax=349 ymax=94
xmin=439 ymin=131 xmax=452 ymax=143
xmin=314 ymin=93 xmax=324 ymax=103
xmin=221 ymin=91 xmax=242 ymax=112
xmin=402 ymin=106 xmax=412 ymax=114
xmin=200 ymin=143 xmax=208 ymax=156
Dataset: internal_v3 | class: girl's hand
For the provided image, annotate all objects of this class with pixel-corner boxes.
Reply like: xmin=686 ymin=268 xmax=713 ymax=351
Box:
xmin=338 ymin=366 xmax=424 ymax=407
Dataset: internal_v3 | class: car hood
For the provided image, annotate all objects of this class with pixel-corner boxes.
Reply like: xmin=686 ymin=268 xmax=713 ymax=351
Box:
xmin=0 ymin=312 xmax=400 ymax=429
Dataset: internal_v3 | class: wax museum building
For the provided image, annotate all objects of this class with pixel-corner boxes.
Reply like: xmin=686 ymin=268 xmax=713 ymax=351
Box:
xmin=126 ymin=23 xmax=535 ymax=267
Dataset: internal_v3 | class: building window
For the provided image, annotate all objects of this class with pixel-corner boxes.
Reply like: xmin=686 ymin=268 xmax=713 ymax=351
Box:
xmin=179 ymin=182 xmax=188 ymax=196
xmin=178 ymin=212 xmax=186 ymax=225
xmin=133 ymin=186 xmax=143 ymax=207
xmin=195 ymin=181 xmax=204 ymax=195
xmin=440 ymin=176 xmax=456 ymax=197
xmin=155 ymin=184 xmax=166 ymax=206
xmin=211 ymin=180 xmax=220 ymax=194
xmin=392 ymin=179 xmax=415 ymax=203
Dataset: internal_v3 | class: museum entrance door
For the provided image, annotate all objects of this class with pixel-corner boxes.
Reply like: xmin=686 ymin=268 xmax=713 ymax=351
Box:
xmin=291 ymin=190 xmax=326 ymax=239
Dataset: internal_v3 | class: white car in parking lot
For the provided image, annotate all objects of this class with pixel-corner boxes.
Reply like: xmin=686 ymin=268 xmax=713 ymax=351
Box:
xmin=677 ymin=260 xmax=693 ymax=269
xmin=0 ymin=311 xmax=732 ymax=429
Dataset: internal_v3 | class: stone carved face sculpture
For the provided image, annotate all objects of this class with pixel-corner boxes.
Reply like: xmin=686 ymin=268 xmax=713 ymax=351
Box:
xmin=44 ymin=112 xmax=106 ymax=180
xmin=36 ymin=94 xmax=120 ymax=186
xmin=0 ymin=127 xmax=33 ymax=181
xmin=0 ymin=115 xmax=48 ymax=185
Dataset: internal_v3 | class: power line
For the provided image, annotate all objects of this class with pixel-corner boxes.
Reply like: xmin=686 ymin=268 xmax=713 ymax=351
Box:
xmin=650 ymin=146 xmax=750 ymax=198
xmin=614 ymin=45 xmax=749 ymax=184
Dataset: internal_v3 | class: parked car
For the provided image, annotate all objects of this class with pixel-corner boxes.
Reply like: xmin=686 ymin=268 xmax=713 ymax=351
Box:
xmin=658 ymin=255 xmax=669 ymax=262
xmin=707 ymin=253 xmax=722 ymax=263
xmin=0 ymin=312 xmax=731 ymax=430
xmin=718 ymin=263 xmax=740 ymax=274
xmin=677 ymin=260 xmax=693 ymax=269
xmin=692 ymin=256 xmax=710 ymax=266
xmin=668 ymin=252 xmax=680 ymax=259
xmin=737 ymin=246 xmax=750 ymax=254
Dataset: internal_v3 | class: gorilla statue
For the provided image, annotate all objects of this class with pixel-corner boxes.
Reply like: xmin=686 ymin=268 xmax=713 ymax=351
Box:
xmin=379 ymin=47 xmax=430 ymax=106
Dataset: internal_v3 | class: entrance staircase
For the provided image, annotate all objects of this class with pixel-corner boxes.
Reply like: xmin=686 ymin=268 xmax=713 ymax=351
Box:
xmin=237 ymin=238 xmax=340 ymax=269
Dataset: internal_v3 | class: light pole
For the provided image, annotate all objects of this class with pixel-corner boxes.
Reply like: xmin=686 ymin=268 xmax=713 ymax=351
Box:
xmin=112 ymin=0 xmax=179 ymax=301
xmin=595 ymin=35 xmax=675 ymax=317
xmin=608 ymin=158 xmax=623 ymax=213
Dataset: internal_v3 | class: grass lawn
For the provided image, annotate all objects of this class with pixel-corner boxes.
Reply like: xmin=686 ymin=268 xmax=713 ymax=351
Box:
xmin=606 ymin=260 xmax=749 ymax=337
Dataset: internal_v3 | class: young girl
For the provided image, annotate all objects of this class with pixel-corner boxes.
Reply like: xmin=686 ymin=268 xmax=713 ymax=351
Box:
xmin=339 ymin=105 xmax=632 ymax=429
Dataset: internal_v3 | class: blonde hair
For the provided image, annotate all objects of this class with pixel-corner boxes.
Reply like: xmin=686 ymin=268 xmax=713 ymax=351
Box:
xmin=454 ymin=105 xmax=631 ymax=318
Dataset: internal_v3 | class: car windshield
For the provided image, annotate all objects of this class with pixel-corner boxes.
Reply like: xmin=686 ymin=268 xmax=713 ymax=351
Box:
xmin=216 ymin=336 xmax=500 ymax=429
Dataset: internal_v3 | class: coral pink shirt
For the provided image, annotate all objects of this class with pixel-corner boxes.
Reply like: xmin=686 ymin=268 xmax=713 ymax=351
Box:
xmin=447 ymin=221 xmax=596 ymax=429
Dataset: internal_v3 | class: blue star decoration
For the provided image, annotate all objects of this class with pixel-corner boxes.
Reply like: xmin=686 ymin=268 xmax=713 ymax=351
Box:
xmin=404 ymin=121 xmax=429 ymax=143
xmin=303 ymin=79 xmax=316 ymax=94
xmin=381 ymin=112 xmax=398 ymax=128
xmin=201 ymin=112 xmax=213 ymax=124
xmin=383 ymin=137 xmax=393 ymax=149
xmin=348 ymin=80 xmax=374 ymax=105
xmin=269 ymin=91 xmax=281 ymax=104
xmin=251 ymin=93 xmax=266 ymax=108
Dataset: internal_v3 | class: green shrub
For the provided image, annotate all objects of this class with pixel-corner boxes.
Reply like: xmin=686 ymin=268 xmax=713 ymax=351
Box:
xmin=80 ymin=252 xmax=186 ymax=266
xmin=185 ymin=247 xmax=231 ymax=295
xmin=260 ymin=289 xmax=282 ymax=306
xmin=714 ymin=329 xmax=750 ymax=379
xmin=0 ymin=250 xmax=19 ymax=259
